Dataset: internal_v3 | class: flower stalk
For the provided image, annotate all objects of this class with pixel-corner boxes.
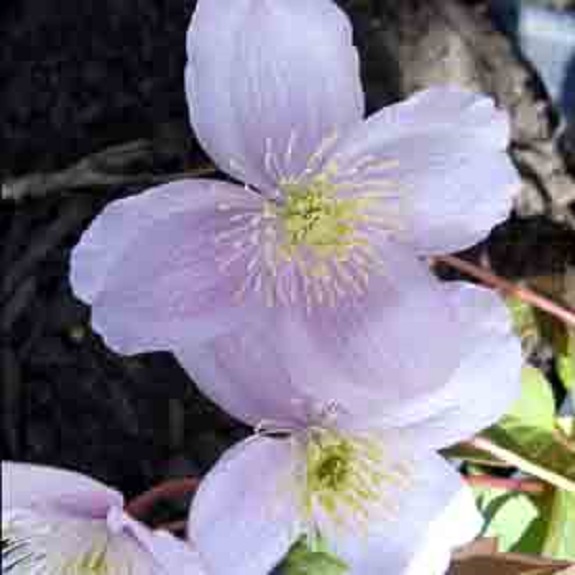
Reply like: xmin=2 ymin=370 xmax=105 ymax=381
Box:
xmin=469 ymin=437 xmax=575 ymax=494
xmin=465 ymin=474 xmax=546 ymax=495
xmin=436 ymin=254 xmax=575 ymax=328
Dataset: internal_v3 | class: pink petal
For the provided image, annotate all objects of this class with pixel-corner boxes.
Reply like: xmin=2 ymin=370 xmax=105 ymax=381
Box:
xmin=329 ymin=87 xmax=519 ymax=254
xmin=3 ymin=507 xmax=158 ymax=574
xmin=108 ymin=509 xmax=206 ymax=574
xmin=188 ymin=436 xmax=302 ymax=575
xmin=272 ymin=244 xmax=467 ymax=421
xmin=71 ymin=180 xmax=270 ymax=354
xmin=143 ymin=532 xmax=206 ymax=575
xmin=2 ymin=461 xmax=123 ymax=518
xmin=174 ymin=326 xmax=314 ymax=429
xmin=185 ymin=0 xmax=364 ymax=193
xmin=389 ymin=282 xmax=523 ymax=450
xmin=329 ymin=451 xmax=481 ymax=575
xmin=405 ymin=485 xmax=483 ymax=575
xmin=175 ymin=244 xmax=468 ymax=429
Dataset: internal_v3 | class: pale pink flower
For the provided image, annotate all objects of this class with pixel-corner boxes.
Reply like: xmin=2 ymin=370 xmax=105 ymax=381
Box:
xmin=2 ymin=462 xmax=206 ymax=574
xmin=70 ymin=0 xmax=520 ymax=419
xmin=188 ymin=392 xmax=483 ymax=575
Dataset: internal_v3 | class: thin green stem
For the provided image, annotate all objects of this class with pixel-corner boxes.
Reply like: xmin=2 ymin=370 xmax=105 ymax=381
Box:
xmin=469 ymin=437 xmax=575 ymax=494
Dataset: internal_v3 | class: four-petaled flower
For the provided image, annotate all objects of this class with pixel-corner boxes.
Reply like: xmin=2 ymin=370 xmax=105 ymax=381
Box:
xmin=2 ymin=462 xmax=206 ymax=575
xmin=71 ymin=0 xmax=520 ymax=426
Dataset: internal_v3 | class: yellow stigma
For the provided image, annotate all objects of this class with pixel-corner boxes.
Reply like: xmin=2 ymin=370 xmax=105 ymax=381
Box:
xmin=278 ymin=175 xmax=369 ymax=262
xmin=299 ymin=428 xmax=410 ymax=533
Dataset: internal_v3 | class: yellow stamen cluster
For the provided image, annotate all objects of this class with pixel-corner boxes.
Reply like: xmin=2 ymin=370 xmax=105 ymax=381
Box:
xmin=298 ymin=428 xmax=410 ymax=533
xmin=278 ymin=174 xmax=368 ymax=262
xmin=216 ymin=134 xmax=402 ymax=310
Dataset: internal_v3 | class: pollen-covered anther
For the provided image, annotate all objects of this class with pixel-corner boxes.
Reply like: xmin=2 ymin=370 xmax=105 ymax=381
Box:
xmin=215 ymin=144 xmax=402 ymax=310
xmin=297 ymin=428 xmax=411 ymax=534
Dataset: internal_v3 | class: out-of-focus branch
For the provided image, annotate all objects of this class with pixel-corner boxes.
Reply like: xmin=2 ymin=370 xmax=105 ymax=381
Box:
xmin=469 ymin=436 xmax=575 ymax=494
xmin=2 ymin=139 xmax=216 ymax=201
xmin=436 ymin=254 xmax=575 ymax=328
xmin=465 ymin=474 xmax=546 ymax=494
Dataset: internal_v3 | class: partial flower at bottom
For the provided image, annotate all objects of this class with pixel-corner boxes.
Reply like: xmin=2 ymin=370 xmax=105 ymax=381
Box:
xmin=188 ymin=419 xmax=482 ymax=575
xmin=2 ymin=462 xmax=206 ymax=575
xmin=186 ymin=282 xmax=523 ymax=575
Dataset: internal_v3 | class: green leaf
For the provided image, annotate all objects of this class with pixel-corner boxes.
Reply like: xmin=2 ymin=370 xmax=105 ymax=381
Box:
xmin=556 ymin=330 xmax=575 ymax=392
xmin=279 ymin=538 xmax=348 ymax=575
xmin=504 ymin=366 xmax=556 ymax=429
xmin=484 ymin=424 xmax=575 ymax=491
xmin=557 ymin=417 xmax=574 ymax=438
xmin=512 ymin=488 xmax=554 ymax=555
xmin=557 ymin=355 xmax=574 ymax=392
xmin=474 ymin=487 xmax=539 ymax=552
xmin=542 ymin=489 xmax=575 ymax=561
xmin=443 ymin=367 xmax=556 ymax=468
xmin=517 ymin=487 xmax=575 ymax=561
xmin=478 ymin=368 xmax=575 ymax=491
xmin=507 ymin=297 xmax=538 ymax=344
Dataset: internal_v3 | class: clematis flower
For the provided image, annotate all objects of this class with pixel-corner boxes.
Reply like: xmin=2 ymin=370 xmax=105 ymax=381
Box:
xmin=2 ymin=461 xmax=206 ymax=574
xmin=70 ymin=0 xmax=520 ymax=416
xmin=187 ymin=283 xmax=522 ymax=575
xmin=190 ymin=425 xmax=481 ymax=575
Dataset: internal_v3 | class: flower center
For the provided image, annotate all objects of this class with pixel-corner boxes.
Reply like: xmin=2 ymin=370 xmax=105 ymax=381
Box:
xmin=216 ymin=134 xmax=403 ymax=310
xmin=298 ymin=428 xmax=410 ymax=533
xmin=278 ymin=175 xmax=366 ymax=261
xmin=310 ymin=443 xmax=352 ymax=491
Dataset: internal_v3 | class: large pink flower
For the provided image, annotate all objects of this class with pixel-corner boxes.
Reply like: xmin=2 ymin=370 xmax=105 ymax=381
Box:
xmin=2 ymin=462 xmax=206 ymax=574
xmin=71 ymin=0 xmax=519 ymax=419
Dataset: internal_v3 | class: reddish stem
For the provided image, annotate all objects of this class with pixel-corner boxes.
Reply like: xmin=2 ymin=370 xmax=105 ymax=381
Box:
xmin=126 ymin=478 xmax=200 ymax=520
xmin=435 ymin=254 xmax=575 ymax=328
xmin=466 ymin=474 xmax=546 ymax=494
